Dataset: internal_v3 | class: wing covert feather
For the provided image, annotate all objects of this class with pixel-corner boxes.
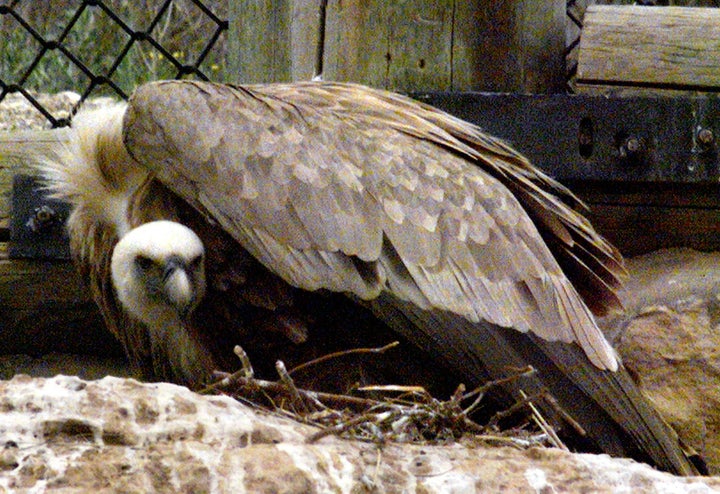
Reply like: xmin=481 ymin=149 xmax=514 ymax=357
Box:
xmin=123 ymin=80 xmax=619 ymax=370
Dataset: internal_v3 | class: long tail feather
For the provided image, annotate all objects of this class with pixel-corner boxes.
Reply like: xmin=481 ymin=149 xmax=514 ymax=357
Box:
xmin=368 ymin=292 xmax=698 ymax=476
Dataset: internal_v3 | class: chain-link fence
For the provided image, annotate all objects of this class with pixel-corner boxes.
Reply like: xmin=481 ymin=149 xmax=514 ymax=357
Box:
xmin=0 ymin=0 xmax=227 ymax=128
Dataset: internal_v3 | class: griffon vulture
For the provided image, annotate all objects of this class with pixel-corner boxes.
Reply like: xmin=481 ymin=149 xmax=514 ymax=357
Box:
xmin=9 ymin=80 xmax=698 ymax=474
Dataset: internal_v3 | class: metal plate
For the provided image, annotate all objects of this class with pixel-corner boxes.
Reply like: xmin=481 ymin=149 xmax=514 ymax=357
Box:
xmin=414 ymin=92 xmax=720 ymax=183
xmin=9 ymin=174 xmax=71 ymax=260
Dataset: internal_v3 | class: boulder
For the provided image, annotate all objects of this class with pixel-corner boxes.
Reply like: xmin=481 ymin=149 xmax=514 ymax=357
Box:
xmin=602 ymin=248 xmax=720 ymax=475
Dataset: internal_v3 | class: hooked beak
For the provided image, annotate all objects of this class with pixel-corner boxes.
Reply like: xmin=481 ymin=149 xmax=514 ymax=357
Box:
xmin=163 ymin=257 xmax=197 ymax=319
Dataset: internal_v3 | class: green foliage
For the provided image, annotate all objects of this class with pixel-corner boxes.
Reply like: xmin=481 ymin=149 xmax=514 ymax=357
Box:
xmin=0 ymin=0 xmax=226 ymax=96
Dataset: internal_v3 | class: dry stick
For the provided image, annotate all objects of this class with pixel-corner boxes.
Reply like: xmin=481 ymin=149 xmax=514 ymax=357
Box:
xmin=306 ymin=411 xmax=386 ymax=443
xmin=198 ymin=344 xmax=256 ymax=395
xmin=202 ymin=342 xmax=405 ymax=411
xmin=462 ymin=365 xmax=536 ymax=416
xmin=198 ymin=371 xmax=245 ymax=395
xmin=309 ymin=396 xmax=477 ymax=445
xmin=542 ymin=393 xmax=586 ymax=437
xmin=520 ymin=390 xmax=568 ymax=452
xmin=310 ymin=387 xmax=457 ymax=444
xmin=201 ymin=343 xmax=559 ymax=451
xmin=234 ymin=345 xmax=254 ymax=378
xmin=485 ymin=390 xmax=547 ymax=430
xmin=373 ymin=448 xmax=383 ymax=487
xmin=450 ymin=383 xmax=466 ymax=406
xmin=288 ymin=341 xmax=400 ymax=375
xmin=471 ymin=434 xmax=544 ymax=449
xmin=276 ymin=359 xmax=315 ymax=415
xmin=357 ymin=384 xmax=428 ymax=394
xmin=205 ymin=368 xmax=385 ymax=411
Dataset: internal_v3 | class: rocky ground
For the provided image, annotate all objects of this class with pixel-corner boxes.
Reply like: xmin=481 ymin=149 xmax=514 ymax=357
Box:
xmin=0 ymin=91 xmax=116 ymax=131
xmin=0 ymin=374 xmax=718 ymax=493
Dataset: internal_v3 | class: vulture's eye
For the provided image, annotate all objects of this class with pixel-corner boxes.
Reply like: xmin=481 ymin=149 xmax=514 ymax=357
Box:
xmin=189 ymin=254 xmax=203 ymax=269
xmin=135 ymin=255 xmax=155 ymax=271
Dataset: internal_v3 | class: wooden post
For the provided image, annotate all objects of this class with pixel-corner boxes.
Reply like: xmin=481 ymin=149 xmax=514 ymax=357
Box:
xmin=322 ymin=0 xmax=392 ymax=89
xmin=451 ymin=1 xmax=566 ymax=93
xmin=226 ymin=0 xmax=322 ymax=84
xmin=322 ymin=1 xmax=455 ymax=90
xmin=226 ymin=0 xmax=566 ymax=93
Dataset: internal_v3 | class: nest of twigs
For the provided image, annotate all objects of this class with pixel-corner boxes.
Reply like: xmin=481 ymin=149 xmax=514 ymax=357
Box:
xmin=200 ymin=342 xmax=570 ymax=451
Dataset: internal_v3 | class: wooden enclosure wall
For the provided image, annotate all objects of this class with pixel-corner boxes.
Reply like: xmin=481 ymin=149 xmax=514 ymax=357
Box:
xmin=227 ymin=0 xmax=566 ymax=93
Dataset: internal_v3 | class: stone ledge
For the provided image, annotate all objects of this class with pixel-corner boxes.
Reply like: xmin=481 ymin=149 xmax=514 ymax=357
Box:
xmin=0 ymin=375 xmax=717 ymax=493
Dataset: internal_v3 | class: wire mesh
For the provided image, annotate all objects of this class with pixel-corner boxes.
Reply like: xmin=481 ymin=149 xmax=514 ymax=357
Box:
xmin=0 ymin=0 xmax=227 ymax=127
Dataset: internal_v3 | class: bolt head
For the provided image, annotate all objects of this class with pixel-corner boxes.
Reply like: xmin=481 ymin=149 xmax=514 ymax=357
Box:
xmin=698 ymin=128 xmax=714 ymax=146
xmin=625 ymin=137 xmax=641 ymax=153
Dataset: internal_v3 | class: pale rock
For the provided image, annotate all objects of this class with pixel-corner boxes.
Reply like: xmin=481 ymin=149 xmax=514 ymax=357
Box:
xmin=0 ymin=375 xmax=718 ymax=493
xmin=601 ymin=248 xmax=720 ymax=475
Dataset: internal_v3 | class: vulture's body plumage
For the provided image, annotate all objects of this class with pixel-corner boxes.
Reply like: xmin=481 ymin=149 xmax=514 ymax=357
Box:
xmin=27 ymin=81 xmax=697 ymax=474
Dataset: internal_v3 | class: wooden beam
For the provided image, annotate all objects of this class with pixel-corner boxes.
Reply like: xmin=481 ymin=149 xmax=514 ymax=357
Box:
xmin=572 ymin=182 xmax=720 ymax=256
xmin=416 ymin=92 xmax=719 ymax=184
xmin=578 ymin=6 xmax=720 ymax=92
xmin=0 ymin=244 xmax=118 ymax=357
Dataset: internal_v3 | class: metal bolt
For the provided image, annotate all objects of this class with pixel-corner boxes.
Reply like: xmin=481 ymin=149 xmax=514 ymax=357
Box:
xmin=578 ymin=117 xmax=594 ymax=159
xmin=25 ymin=205 xmax=58 ymax=233
xmin=625 ymin=137 xmax=640 ymax=153
xmin=619 ymin=136 xmax=643 ymax=160
xmin=696 ymin=127 xmax=715 ymax=151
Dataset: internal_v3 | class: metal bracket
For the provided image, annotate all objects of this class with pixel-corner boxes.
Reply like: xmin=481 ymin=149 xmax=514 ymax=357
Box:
xmin=9 ymin=174 xmax=71 ymax=260
xmin=414 ymin=92 xmax=720 ymax=183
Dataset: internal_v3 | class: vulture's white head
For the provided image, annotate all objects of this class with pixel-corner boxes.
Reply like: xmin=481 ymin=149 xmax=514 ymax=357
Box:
xmin=111 ymin=221 xmax=206 ymax=327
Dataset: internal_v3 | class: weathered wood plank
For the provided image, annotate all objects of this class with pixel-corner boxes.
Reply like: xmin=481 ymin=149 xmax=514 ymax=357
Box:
xmin=0 ymin=245 xmax=118 ymax=357
xmin=571 ymin=182 xmax=720 ymax=256
xmin=323 ymin=0 xmax=390 ymax=88
xmin=0 ymin=167 xmax=11 ymax=228
xmin=417 ymin=92 xmax=720 ymax=184
xmin=578 ymin=6 xmax=720 ymax=91
xmin=385 ymin=1 xmax=453 ymax=91
xmin=572 ymin=182 xmax=720 ymax=210
xmin=323 ymin=0 xmax=457 ymax=90
xmin=585 ymin=203 xmax=720 ymax=256
xmin=452 ymin=1 xmax=566 ymax=92
xmin=326 ymin=0 xmax=566 ymax=92
xmin=226 ymin=0 xmax=322 ymax=83
xmin=0 ymin=115 xmax=74 ymax=230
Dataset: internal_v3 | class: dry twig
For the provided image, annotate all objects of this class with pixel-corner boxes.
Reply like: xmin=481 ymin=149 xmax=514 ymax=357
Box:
xmin=202 ymin=342 xmax=565 ymax=450
xmin=288 ymin=341 xmax=400 ymax=375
